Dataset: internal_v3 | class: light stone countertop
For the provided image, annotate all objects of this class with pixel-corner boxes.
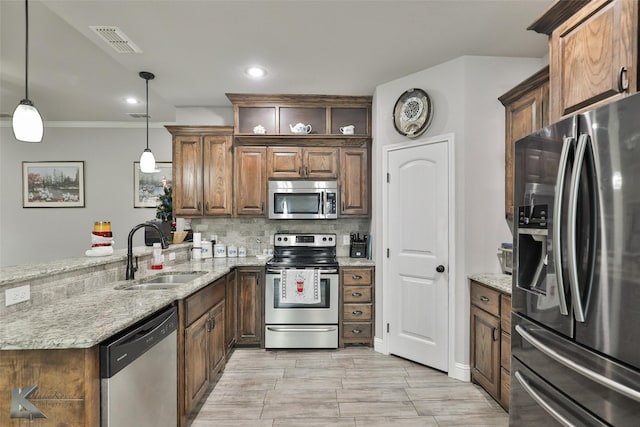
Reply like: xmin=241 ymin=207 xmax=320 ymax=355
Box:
xmin=468 ymin=273 xmax=513 ymax=295
xmin=0 ymin=254 xmax=374 ymax=350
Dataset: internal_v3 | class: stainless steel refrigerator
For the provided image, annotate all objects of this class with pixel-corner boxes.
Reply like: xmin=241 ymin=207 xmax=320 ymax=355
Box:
xmin=511 ymin=92 xmax=640 ymax=426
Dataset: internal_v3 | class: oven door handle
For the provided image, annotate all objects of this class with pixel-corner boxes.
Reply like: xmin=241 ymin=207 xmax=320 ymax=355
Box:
xmin=266 ymin=268 xmax=339 ymax=274
xmin=267 ymin=326 xmax=337 ymax=333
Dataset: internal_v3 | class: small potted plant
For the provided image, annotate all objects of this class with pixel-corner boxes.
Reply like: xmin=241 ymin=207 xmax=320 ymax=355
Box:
xmin=155 ymin=179 xmax=173 ymax=241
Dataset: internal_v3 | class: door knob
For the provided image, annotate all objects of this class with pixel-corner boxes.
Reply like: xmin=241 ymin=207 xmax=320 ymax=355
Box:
xmin=436 ymin=265 xmax=445 ymax=273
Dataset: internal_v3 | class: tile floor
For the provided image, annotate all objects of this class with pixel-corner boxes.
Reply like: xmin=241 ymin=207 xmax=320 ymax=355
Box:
xmin=190 ymin=347 xmax=508 ymax=426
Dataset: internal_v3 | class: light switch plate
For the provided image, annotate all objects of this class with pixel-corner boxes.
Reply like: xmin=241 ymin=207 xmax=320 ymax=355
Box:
xmin=5 ymin=285 xmax=30 ymax=306
xmin=343 ymin=235 xmax=350 ymax=245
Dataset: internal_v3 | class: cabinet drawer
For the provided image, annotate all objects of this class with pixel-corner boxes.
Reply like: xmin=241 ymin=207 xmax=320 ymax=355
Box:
xmin=342 ymin=268 xmax=372 ymax=286
xmin=471 ymin=281 xmax=500 ymax=317
xmin=185 ymin=278 xmax=225 ymax=326
xmin=501 ymin=295 xmax=512 ymax=332
xmin=343 ymin=303 xmax=372 ymax=321
xmin=343 ymin=286 xmax=372 ymax=303
xmin=501 ymin=331 xmax=511 ymax=372
xmin=342 ymin=322 xmax=372 ymax=339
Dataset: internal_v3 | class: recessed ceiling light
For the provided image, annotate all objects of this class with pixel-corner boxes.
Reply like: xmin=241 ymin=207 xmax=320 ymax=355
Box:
xmin=245 ymin=66 xmax=267 ymax=78
xmin=125 ymin=97 xmax=140 ymax=105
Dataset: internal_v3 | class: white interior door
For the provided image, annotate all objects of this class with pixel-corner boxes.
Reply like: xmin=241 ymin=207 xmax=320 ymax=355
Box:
xmin=385 ymin=138 xmax=449 ymax=371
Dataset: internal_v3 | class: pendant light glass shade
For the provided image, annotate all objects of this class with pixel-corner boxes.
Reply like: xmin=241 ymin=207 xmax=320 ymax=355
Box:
xmin=13 ymin=0 xmax=43 ymax=143
xmin=13 ymin=99 xmax=44 ymax=142
xmin=138 ymin=71 xmax=156 ymax=173
xmin=140 ymin=148 xmax=156 ymax=173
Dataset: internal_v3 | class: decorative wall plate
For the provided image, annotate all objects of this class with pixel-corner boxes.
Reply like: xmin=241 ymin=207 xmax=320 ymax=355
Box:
xmin=393 ymin=88 xmax=433 ymax=138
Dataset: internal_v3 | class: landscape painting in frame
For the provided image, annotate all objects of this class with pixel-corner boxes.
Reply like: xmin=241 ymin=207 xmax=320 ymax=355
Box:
xmin=134 ymin=162 xmax=172 ymax=208
xmin=23 ymin=161 xmax=85 ymax=208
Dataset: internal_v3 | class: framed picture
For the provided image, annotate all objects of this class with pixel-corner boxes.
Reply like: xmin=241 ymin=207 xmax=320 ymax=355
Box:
xmin=134 ymin=161 xmax=172 ymax=208
xmin=23 ymin=161 xmax=85 ymax=208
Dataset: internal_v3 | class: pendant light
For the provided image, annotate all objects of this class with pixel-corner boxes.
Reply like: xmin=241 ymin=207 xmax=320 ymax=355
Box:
xmin=139 ymin=71 xmax=156 ymax=173
xmin=12 ymin=0 xmax=43 ymax=143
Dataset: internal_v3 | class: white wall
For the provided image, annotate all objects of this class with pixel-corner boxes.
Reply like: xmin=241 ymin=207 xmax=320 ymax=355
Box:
xmin=372 ymin=55 xmax=546 ymax=377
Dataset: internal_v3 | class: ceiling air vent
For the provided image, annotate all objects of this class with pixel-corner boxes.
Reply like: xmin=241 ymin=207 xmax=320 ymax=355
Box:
xmin=129 ymin=113 xmax=149 ymax=119
xmin=90 ymin=26 xmax=142 ymax=54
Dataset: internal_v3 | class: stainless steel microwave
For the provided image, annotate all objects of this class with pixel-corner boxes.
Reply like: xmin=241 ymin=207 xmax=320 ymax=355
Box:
xmin=268 ymin=180 xmax=338 ymax=220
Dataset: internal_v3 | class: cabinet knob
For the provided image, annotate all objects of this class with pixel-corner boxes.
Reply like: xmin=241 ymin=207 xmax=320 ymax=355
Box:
xmin=436 ymin=265 xmax=445 ymax=273
xmin=480 ymin=296 xmax=490 ymax=303
xmin=351 ymin=292 xmax=362 ymax=297
xmin=352 ymin=310 xmax=363 ymax=316
xmin=352 ymin=275 xmax=363 ymax=280
xmin=351 ymin=329 xmax=362 ymax=334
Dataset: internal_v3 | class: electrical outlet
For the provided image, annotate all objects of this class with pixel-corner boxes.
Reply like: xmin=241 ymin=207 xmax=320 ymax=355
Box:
xmin=343 ymin=235 xmax=350 ymax=245
xmin=168 ymin=252 xmax=176 ymax=261
xmin=6 ymin=285 xmax=30 ymax=306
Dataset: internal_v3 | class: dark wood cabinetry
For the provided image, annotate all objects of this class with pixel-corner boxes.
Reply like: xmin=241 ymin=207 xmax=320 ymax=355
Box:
xmin=267 ymin=146 xmax=338 ymax=179
xmin=340 ymin=267 xmax=375 ymax=347
xmin=236 ymin=267 xmax=264 ymax=346
xmin=340 ymin=147 xmax=369 ymax=216
xmin=499 ymin=67 xmax=549 ymax=223
xmin=529 ymin=0 xmax=638 ymax=123
xmin=234 ymin=146 xmax=267 ymax=216
xmin=167 ymin=126 xmax=233 ymax=217
xmin=469 ymin=280 xmax=511 ymax=411
xmin=225 ymin=269 xmax=237 ymax=354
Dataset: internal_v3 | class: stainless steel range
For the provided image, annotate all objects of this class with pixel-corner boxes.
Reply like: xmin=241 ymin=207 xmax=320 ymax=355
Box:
xmin=265 ymin=233 xmax=339 ymax=349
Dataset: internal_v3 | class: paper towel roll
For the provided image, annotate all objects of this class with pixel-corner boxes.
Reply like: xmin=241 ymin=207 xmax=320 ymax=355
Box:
xmin=193 ymin=232 xmax=201 ymax=247
xmin=175 ymin=218 xmax=186 ymax=232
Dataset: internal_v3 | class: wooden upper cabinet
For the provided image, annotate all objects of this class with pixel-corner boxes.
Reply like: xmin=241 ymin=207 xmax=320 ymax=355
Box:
xmin=234 ymin=146 xmax=267 ymax=216
xmin=340 ymin=147 xmax=369 ymax=216
xmin=499 ymin=67 xmax=549 ymax=223
xmin=167 ymin=126 xmax=233 ymax=217
xmin=267 ymin=147 xmax=338 ymax=178
xmin=529 ymin=0 xmax=638 ymax=123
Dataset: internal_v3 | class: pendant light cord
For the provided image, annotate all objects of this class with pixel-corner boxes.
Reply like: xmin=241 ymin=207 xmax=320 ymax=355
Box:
xmin=24 ymin=0 xmax=30 ymax=100
xmin=145 ymin=76 xmax=149 ymax=150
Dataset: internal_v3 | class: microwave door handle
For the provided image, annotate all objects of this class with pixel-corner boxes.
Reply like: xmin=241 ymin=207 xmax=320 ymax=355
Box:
xmin=320 ymin=192 xmax=325 ymax=215
xmin=552 ymin=136 xmax=574 ymax=316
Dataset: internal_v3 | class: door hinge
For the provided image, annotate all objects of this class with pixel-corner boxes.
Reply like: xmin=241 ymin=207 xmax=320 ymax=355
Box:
xmin=387 ymin=323 xmax=390 ymax=333
xmin=387 ymin=173 xmax=390 ymax=183
xmin=387 ymin=248 xmax=390 ymax=258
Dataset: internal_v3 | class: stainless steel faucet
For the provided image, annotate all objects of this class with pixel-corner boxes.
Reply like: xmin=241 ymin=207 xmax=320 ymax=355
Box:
xmin=126 ymin=222 xmax=169 ymax=280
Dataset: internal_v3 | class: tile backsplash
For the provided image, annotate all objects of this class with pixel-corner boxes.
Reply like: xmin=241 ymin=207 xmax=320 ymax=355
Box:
xmin=190 ymin=217 xmax=370 ymax=257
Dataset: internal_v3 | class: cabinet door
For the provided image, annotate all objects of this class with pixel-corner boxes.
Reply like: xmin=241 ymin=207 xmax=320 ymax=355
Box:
xmin=267 ymin=147 xmax=302 ymax=178
xmin=234 ymin=147 xmax=267 ymax=216
xmin=225 ymin=270 xmax=237 ymax=352
xmin=470 ymin=305 xmax=501 ymax=399
xmin=340 ymin=147 xmax=369 ymax=216
xmin=237 ymin=268 xmax=263 ymax=345
xmin=209 ymin=302 xmax=226 ymax=379
xmin=184 ymin=313 xmax=209 ymax=414
xmin=203 ymin=135 xmax=233 ymax=215
xmin=504 ymin=84 xmax=547 ymax=222
xmin=173 ymin=135 xmax=203 ymax=216
xmin=304 ymin=147 xmax=338 ymax=178
xmin=549 ymin=0 xmax=637 ymax=122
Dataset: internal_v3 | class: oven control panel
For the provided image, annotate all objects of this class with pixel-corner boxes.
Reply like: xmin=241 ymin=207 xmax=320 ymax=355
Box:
xmin=273 ymin=233 xmax=336 ymax=247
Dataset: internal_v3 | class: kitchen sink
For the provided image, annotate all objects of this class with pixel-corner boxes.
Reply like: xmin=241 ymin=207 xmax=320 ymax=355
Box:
xmin=117 ymin=273 xmax=205 ymax=290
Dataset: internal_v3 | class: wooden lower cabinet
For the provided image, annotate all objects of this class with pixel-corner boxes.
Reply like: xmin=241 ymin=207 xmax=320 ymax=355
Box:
xmin=225 ymin=269 xmax=237 ymax=355
xmin=470 ymin=280 xmax=511 ymax=411
xmin=0 ymin=348 xmax=100 ymax=426
xmin=340 ymin=266 xmax=375 ymax=347
xmin=180 ymin=278 xmax=226 ymax=424
xmin=236 ymin=267 xmax=264 ymax=346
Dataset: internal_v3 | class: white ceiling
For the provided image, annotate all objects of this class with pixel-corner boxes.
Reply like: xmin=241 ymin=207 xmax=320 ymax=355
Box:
xmin=0 ymin=0 xmax=552 ymax=123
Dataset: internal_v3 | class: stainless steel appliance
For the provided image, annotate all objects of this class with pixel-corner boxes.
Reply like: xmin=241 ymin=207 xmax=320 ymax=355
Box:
xmin=268 ymin=180 xmax=338 ymax=220
xmin=511 ymin=93 xmax=640 ymax=425
xmin=265 ymin=232 xmax=339 ymax=348
xmin=100 ymin=306 xmax=178 ymax=427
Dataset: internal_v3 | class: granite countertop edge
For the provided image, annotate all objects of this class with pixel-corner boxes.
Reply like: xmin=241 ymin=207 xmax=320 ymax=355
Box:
xmin=468 ymin=273 xmax=513 ymax=295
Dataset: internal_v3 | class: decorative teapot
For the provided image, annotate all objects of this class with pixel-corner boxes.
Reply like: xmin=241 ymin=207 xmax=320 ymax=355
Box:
xmin=289 ymin=123 xmax=312 ymax=134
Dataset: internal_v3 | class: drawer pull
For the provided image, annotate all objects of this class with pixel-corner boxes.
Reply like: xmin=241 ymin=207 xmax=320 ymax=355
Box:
xmin=351 ymin=329 xmax=362 ymax=334
xmin=352 ymin=275 xmax=363 ymax=280
xmin=352 ymin=310 xmax=363 ymax=316
xmin=492 ymin=327 xmax=498 ymax=341
xmin=351 ymin=292 xmax=362 ymax=297
xmin=480 ymin=296 xmax=490 ymax=303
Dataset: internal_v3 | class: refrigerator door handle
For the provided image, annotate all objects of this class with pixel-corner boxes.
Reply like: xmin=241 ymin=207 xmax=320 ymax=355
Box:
xmin=567 ymin=134 xmax=589 ymax=322
xmin=515 ymin=325 xmax=640 ymax=403
xmin=552 ymin=136 xmax=574 ymax=316
xmin=513 ymin=371 xmax=574 ymax=427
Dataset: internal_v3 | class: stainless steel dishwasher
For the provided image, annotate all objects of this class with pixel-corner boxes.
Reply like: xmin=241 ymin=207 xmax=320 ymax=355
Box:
xmin=100 ymin=305 xmax=178 ymax=427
